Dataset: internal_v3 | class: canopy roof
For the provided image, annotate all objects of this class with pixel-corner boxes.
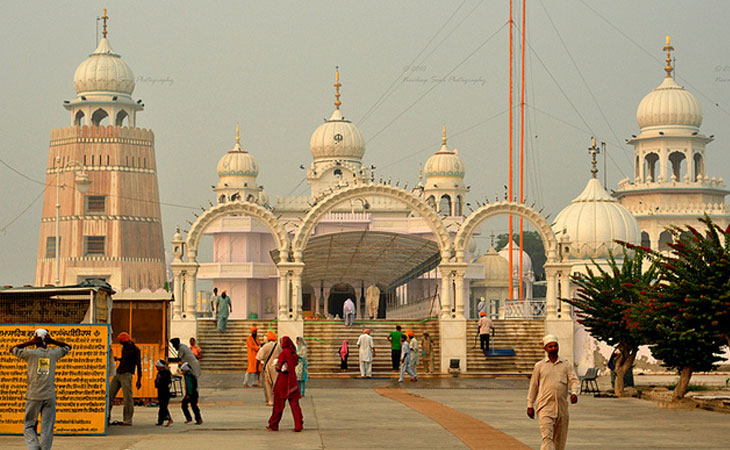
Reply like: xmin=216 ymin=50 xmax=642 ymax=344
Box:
xmin=271 ymin=231 xmax=441 ymax=290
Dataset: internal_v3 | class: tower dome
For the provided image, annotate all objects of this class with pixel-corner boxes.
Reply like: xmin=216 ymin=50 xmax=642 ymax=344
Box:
xmin=478 ymin=247 xmax=510 ymax=281
xmin=217 ymin=126 xmax=258 ymax=179
xmin=498 ymin=239 xmax=533 ymax=276
xmin=73 ymin=37 xmax=135 ymax=95
xmin=636 ymin=36 xmax=702 ymax=131
xmin=309 ymin=70 xmax=365 ymax=161
xmin=552 ymin=178 xmax=641 ymax=260
xmin=424 ymin=127 xmax=465 ymax=179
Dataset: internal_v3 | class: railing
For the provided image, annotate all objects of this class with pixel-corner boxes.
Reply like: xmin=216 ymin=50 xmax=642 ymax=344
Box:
xmin=503 ymin=299 xmax=546 ymax=319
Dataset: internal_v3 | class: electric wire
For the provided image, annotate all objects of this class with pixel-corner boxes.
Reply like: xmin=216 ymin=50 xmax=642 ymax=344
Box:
xmin=0 ymin=185 xmax=48 ymax=234
xmin=366 ymin=22 xmax=508 ymax=147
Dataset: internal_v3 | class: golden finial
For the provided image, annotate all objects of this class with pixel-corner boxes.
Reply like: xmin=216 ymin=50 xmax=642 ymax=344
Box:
xmin=102 ymin=9 xmax=109 ymax=38
xmin=235 ymin=123 xmax=240 ymax=145
xmin=442 ymin=125 xmax=447 ymax=146
xmin=334 ymin=66 xmax=342 ymax=110
xmin=663 ymin=35 xmax=674 ymax=78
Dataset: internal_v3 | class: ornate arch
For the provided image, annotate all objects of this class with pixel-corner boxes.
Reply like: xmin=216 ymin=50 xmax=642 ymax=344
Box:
xmin=186 ymin=201 xmax=289 ymax=259
xmin=454 ymin=201 xmax=560 ymax=263
xmin=291 ymin=183 xmax=451 ymax=261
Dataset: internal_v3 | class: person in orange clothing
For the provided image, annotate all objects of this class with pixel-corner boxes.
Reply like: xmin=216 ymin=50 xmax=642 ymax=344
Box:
xmin=189 ymin=337 xmax=202 ymax=360
xmin=244 ymin=327 xmax=261 ymax=387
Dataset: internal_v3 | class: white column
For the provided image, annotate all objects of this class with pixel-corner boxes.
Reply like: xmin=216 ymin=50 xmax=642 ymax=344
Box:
xmin=545 ymin=265 xmax=557 ymax=319
xmin=277 ymin=266 xmax=288 ymax=320
xmin=453 ymin=265 xmax=467 ymax=319
xmin=172 ymin=268 xmax=183 ymax=318
xmin=185 ymin=269 xmax=198 ymax=317
xmin=439 ymin=268 xmax=451 ymax=318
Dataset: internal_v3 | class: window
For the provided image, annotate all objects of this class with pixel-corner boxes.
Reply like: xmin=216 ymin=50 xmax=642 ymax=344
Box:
xmin=85 ymin=195 xmax=106 ymax=213
xmin=84 ymin=236 xmax=105 ymax=255
xmin=46 ymin=236 xmax=60 ymax=258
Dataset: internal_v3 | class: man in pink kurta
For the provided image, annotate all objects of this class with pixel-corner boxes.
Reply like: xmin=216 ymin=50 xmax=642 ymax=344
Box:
xmin=527 ymin=334 xmax=579 ymax=450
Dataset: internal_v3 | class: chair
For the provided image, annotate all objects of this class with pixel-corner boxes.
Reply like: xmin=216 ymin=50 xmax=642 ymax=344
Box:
xmin=579 ymin=367 xmax=600 ymax=394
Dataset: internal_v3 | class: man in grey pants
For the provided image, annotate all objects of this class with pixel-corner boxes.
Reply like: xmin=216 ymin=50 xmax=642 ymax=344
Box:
xmin=11 ymin=328 xmax=71 ymax=450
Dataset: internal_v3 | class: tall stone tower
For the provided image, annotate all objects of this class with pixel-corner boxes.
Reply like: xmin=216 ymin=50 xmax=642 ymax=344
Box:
xmin=615 ymin=37 xmax=730 ymax=248
xmin=35 ymin=12 xmax=166 ymax=291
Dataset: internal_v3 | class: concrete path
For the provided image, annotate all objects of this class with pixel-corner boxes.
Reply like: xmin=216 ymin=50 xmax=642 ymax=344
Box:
xmin=1 ymin=374 xmax=728 ymax=449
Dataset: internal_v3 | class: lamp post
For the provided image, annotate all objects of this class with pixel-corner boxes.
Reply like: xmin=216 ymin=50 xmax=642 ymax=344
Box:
xmin=55 ymin=155 xmax=91 ymax=286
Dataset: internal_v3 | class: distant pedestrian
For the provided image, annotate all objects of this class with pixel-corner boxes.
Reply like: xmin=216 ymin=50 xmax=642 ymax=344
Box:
xmin=213 ymin=290 xmax=232 ymax=331
xmin=109 ymin=332 xmax=142 ymax=426
xmin=398 ymin=334 xmax=417 ymax=382
xmin=343 ymin=298 xmax=355 ymax=327
xmin=256 ymin=331 xmax=280 ymax=406
xmin=408 ymin=331 xmax=419 ymax=375
xmin=388 ymin=325 xmax=403 ymax=371
xmin=209 ymin=287 xmax=218 ymax=317
xmin=338 ymin=339 xmax=349 ymax=371
xmin=295 ymin=337 xmax=308 ymax=396
xmin=477 ymin=297 xmax=487 ymax=315
xmin=478 ymin=311 xmax=495 ymax=357
xmin=170 ymin=338 xmax=201 ymax=379
xmin=357 ymin=329 xmax=374 ymax=378
xmin=154 ymin=359 xmax=173 ymax=427
xmin=244 ymin=327 xmax=261 ymax=387
xmin=180 ymin=363 xmax=203 ymax=425
xmin=422 ymin=332 xmax=434 ymax=373
xmin=266 ymin=336 xmax=304 ymax=432
xmin=527 ymin=335 xmax=579 ymax=450
xmin=11 ymin=329 xmax=71 ymax=450
xmin=189 ymin=337 xmax=202 ymax=360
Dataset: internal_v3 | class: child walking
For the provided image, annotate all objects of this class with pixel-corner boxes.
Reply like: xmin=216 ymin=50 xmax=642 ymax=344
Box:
xmin=180 ymin=362 xmax=203 ymax=424
xmin=154 ymin=359 xmax=173 ymax=426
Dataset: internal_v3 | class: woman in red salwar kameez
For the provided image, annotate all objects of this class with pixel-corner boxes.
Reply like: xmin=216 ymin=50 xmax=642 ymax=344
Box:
xmin=266 ymin=336 xmax=304 ymax=432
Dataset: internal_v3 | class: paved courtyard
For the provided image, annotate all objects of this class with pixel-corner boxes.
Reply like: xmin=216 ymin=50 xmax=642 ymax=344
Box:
xmin=1 ymin=374 xmax=728 ymax=450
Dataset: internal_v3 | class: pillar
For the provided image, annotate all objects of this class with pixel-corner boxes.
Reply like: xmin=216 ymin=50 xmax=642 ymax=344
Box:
xmin=452 ymin=264 xmax=467 ymax=319
xmin=172 ymin=267 xmax=184 ymax=319
xmin=184 ymin=269 xmax=198 ymax=318
xmin=439 ymin=268 xmax=451 ymax=319
xmin=545 ymin=265 xmax=558 ymax=319
xmin=277 ymin=266 xmax=288 ymax=320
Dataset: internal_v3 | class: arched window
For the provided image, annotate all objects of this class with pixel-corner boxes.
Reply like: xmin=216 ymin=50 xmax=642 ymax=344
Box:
xmin=115 ymin=110 xmax=129 ymax=127
xmin=74 ymin=110 xmax=86 ymax=126
xmin=635 ymin=155 xmax=640 ymax=179
xmin=455 ymin=195 xmax=463 ymax=216
xmin=91 ymin=108 xmax=109 ymax=126
xmin=644 ymin=153 xmax=659 ymax=182
xmin=668 ymin=151 xmax=686 ymax=181
xmin=247 ymin=194 xmax=256 ymax=202
xmin=333 ymin=168 xmax=342 ymax=177
xmin=658 ymin=230 xmax=673 ymax=252
xmin=426 ymin=195 xmax=436 ymax=209
xmin=219 ymin=195 xmax=226 ymax=203
xmin=694 ymin=153 xmax=704 ymax=181
xmin=230 ymin=193 xmax=241 ymax=201
xmin=641 ymin=231 xmax=651 ymax=249
xmin=439 ymin=194 xmax=452 ymax=216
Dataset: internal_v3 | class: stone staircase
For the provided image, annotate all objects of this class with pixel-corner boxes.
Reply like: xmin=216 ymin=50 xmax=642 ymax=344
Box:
xmin=465 ymin=319 xmax=545 ymax=375
xmin=197 ymin=318 xmax=545 ymax=376
xmin=303 ymin=320 xmax=441 ymax=375
xmin=197 ymin=318 xmax=274 ymax=371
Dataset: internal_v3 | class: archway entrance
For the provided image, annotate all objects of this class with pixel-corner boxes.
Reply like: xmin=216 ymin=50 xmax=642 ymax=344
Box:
xmin=327 ymin=283 xmax=355 ymax=318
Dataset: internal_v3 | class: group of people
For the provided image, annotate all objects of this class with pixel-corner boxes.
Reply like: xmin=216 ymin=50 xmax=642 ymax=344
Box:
xmin=10 ymin=325 xmax=580 ymax=449
xmin=244 ymin=327 xmax=306 ymax=431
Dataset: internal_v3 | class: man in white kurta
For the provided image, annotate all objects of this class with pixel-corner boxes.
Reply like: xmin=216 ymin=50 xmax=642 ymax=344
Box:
xmin=527 ymin=334 xmax=579 ymax=450
xmin=365 ymin=284 xmax=380 ymax=319
xmin=357 ymin=329 xmax=374 ymax=378
xmin=408 ymin=332 xmax=419 ymax=374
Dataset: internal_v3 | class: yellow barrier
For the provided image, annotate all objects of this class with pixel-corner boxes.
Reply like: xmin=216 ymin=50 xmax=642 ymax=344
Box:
xmin=0 ymin=324 xmax=110 ymax=435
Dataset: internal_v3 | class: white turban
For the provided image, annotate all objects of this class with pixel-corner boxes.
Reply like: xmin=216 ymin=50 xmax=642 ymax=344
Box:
xmin=34 ymin=329 xmax=48 ymax=338
xmin=543 ymin=334 xmax=558 ymax=346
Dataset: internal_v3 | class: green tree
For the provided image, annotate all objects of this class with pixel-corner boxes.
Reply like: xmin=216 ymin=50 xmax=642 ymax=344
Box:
xmin=625 ymin=216 xmax=730 ymax=400
xmin=565 ymin=250 xmax=657 ymax=396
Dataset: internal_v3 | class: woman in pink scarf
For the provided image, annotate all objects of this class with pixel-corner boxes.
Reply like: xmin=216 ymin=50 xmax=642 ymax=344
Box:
xmin=267 ymin=336 xmax=303 ymax=432
xmin=339 ymin=339 xmax=349 ymax=371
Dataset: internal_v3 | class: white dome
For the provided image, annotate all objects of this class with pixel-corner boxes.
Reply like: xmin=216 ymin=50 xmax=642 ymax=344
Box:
xmin=552 ymin=178 xmax=641 ymax=260
xmin=73 ymin=38 xmax=135 ymax=95
xmin=310 ymin=109 xmax=365 ymax=161
xmin=498 ymin=239 xmax=533 ymax=275
xmin=217 ymin=141 xmax=258 ymax=178
xmin=478 ymin=248 xmax=510 ymax=280
xmin=424 ymin=143 xmax=465 ymax=178
xmin=636 ymin=76 xmax=702 ymax=130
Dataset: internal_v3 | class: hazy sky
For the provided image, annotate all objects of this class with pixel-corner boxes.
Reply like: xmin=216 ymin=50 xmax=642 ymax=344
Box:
xmin=2 ymin=1 xmax=729 ymax=285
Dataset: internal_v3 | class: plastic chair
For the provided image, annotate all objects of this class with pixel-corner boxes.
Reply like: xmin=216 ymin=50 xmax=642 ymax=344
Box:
xmin=579 ymin=367 xmax=600 ymax=394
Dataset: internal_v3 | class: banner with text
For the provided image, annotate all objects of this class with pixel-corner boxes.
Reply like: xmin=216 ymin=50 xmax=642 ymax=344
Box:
xmin=0 ymin=324 xmax=109 ymax=435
